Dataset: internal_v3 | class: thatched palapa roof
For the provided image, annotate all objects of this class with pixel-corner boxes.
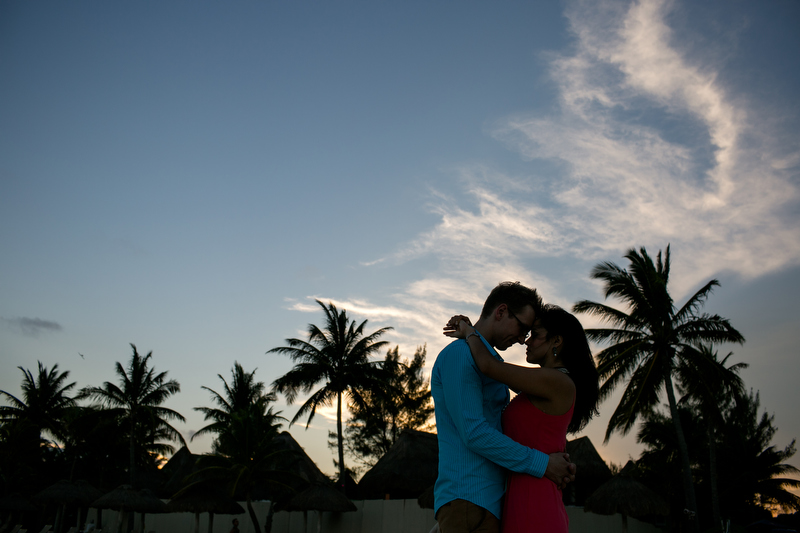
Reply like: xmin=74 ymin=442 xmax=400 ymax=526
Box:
xmin=358 ymin=429 xmax=438 ymax=500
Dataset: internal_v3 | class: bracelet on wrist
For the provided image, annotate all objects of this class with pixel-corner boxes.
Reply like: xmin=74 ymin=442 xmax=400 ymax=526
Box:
xmin=466 ymin=329 xmax=480 ymax=342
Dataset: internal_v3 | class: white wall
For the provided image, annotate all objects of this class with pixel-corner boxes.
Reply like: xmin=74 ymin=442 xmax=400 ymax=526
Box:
xmin=89 ymin=500 xmax=663 ymax=533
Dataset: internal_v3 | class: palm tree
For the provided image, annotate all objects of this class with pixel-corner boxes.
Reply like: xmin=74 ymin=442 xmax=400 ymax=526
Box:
xmin=192 ymin=362 xmax=274 ymax=448
xmin=637 ymin=390 xmax=800 ymax=524
xmin=79 ymin=344 xmax=186 ymax=486
xmin=0 ymin=362 xmax=77 ymax=444
xmin=188 ymin=370 xmax=288 ymax=533
xmin=718 ymin=390 xmax=800 ymax=517
xmin=269 ymin=300 xmax=392 ymax=490
xmin=675 ymin=344 xmax=748 ymax=529
xmin=573 ymin=246 xmax=744 ymax=528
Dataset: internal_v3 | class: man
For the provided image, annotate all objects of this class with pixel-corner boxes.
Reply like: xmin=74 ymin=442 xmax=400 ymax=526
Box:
xmin=432 ymin=282 xmax=576 ymax=533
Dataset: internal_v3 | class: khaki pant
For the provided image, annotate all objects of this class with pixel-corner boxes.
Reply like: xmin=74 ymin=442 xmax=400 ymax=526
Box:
xmin=437 ymin=499 xmax=500 ymax=533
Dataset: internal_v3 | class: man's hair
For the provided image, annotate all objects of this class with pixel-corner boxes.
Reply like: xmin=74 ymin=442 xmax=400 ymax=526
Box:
xmin=479 ymin=281 xmax=543 ymax=320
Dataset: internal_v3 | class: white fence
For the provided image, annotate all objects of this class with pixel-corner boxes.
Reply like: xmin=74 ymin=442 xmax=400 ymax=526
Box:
xmin=91 ymin=500 xmax=663 ymax=533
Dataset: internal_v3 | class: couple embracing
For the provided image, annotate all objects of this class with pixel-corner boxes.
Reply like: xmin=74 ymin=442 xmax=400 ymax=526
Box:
xmin=432 ymin=282 xmax=600 ymax=533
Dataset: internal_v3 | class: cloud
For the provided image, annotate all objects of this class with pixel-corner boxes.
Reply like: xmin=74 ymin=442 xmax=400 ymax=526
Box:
xmin=2 ymin=317 xmax=63 ymax=337
xmin=389 ymin=0 xmax=799 ymax=298
xmin=491 ymin=0 xmax=799 ymax=290
xmin=290 ymin=0 xmax=800 ymax=369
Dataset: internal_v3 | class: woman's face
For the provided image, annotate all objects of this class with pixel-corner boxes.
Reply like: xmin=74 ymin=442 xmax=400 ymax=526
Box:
xmin=525 ymin=321 xmax=552 ymax=365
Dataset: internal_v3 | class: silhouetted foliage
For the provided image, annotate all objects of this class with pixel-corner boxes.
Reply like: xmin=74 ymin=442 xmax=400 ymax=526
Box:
xmin=573 ymin=245 xmax=744 ymax=529
xmin=79 ymin=344 xmax=186 ymax=486
xmin=637 ymin=390 xmax=799 ymax=530
xmin=269 ymin=300 xmax=392 ymax=490
xmin=329 ymin=345 xmax=434 ymax=475
xmin=189 ymin=368 xmax=288 ymax=533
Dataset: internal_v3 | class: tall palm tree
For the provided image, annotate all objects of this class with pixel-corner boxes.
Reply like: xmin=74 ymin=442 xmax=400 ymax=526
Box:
xmin=269 ymin=300 xmax=392 ymax=490
xmin=79 ymin=344 xmax=186 ymax=486
xmin=0 ymin=361 xmax=76 ymax=444
xmin=573 ymin=246 xmax=744 ymax=528
xmin=676 ymin=344 xmax=748 ymax=528
xmin=188 ymin=368 xmax=287 ymax=533
xmin=192 ymin=362 xmax=274 ymax=448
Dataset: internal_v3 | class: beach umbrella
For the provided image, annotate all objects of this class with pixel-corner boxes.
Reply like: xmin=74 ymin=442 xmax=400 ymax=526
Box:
xmin=91 ymin=485 xmax=167 ymax=533
xmin=35 ymin=480 xmax=104 ymax=533
xmin=0 ymin=493 xmax=38 ymax=530
xmin=277 ymin=483 xmax=356 ymax=533
xmin=0 ymin=493 xmax=38 ymax=512
xmin=584 ymin=462 xmax=669 ymax=533
xmin=358 ymin=429 xmax=439 ymax=500
xmin=166 ymin=484 xmax=245 ymax=533
xmin=35 ymin=480 xmax=104 ymax=508
xmin=417 ymin=485 xmax=435 ymax=510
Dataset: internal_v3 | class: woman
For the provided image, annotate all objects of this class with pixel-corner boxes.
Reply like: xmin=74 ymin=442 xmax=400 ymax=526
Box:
xmin=444 ymin=304 xmax=599 ymax=533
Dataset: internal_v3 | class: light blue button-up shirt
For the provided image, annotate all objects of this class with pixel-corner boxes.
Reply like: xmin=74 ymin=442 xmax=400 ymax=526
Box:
xmin=432 ymin=333 xmax=549 ymax=519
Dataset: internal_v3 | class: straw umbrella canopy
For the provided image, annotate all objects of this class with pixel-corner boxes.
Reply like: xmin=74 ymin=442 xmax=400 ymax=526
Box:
xmin=35 ymin=479 xmax=105 ymax=533
xmin=35 ymin=479 xmax=104 ymax=507
xmin=584 ymin=461 xmax=669 ymax=533
xmin=358 ymin=429 xmax=438 ymax=500
xmin=280 ymin=483 xmax=356 ymax=513
xmin=0 ymin=493 xmax=38 ymax=512
xmin=91 ymin=485 xmax=167 ymax=533
xmin=0 ymin=493 xmax=39 ymax=530
xmin=417 ymin=485 xmax=435 ymax=510
xmin=277 ymin=483 xmax=356 ymax=533
xmin=166 ymin=484 xmax=245 ymax=533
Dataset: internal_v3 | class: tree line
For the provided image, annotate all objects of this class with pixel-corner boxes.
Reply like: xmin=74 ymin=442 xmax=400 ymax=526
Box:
xmin=1 ymin=246 xmax=798 ymax=533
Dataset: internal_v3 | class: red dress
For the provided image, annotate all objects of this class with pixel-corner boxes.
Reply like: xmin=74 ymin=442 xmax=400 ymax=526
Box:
xmin=501 ymin=394 xmax=574 ymax=533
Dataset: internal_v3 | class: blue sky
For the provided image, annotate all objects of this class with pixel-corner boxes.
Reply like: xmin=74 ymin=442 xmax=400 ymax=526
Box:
xmin=2 ymin=0 xmax=799 ymax=490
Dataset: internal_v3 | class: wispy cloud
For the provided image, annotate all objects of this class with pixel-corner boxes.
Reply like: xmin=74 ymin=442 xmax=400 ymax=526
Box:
xmin=293 ymin=0 xmax=800 ymax=366
xmin=1 ymin=317 xmax=63 ymax=338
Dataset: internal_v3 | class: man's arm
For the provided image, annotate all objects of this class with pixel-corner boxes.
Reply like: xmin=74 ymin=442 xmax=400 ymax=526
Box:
xmin=440 ymin=341 xmax=551 ymax=477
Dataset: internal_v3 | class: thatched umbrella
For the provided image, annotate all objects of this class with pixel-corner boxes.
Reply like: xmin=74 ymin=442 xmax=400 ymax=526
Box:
xmin=166 ymin=484 xmax=245 ymax=533
xmin=358 ymin=429 xmax=438 ymax=500
xmin=0 ymin=493 xmax=38 ymax=530
xmin=584 ymin=461 xmax=669 ymax=533
xmin=277 ymin=483 xmax=356 ymax=533
xmin=91 ymin=485 xmax=167 ymax=533
xmin=35 ymin=479 xmax=105 ymax=533
xmin=417 ymin=485 xmax=435 ymax=510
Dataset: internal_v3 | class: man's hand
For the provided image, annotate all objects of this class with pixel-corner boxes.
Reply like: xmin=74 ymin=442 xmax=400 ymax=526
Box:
xmin=545 ymin=452 xmax=576 ymax=490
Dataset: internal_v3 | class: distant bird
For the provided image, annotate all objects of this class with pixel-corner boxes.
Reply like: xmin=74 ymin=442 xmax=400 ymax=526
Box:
xmin=79 ymin=353 xmax=85 ymax=359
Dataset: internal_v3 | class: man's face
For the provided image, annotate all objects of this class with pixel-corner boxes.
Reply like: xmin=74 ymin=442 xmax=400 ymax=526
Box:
xmin=495 ymin=304 xmax=535 ymax=351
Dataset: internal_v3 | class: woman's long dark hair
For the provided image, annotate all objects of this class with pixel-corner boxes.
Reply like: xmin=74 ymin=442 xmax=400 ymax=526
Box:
xmin=538 ymin=304 xmax=599 ymax=433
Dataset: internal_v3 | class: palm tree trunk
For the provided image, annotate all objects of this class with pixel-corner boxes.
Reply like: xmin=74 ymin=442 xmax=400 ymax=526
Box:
xmin=664 ymin=373 xmax=698 ymax=533
xmin=337 ymin=391 xmax=345 ymax=492
xmin=246 ymin=494 xmax=261 ymax=533
xmin=129 ymin=415 xmax=136 ymax=486
xmin=707 ymin=424 xmax=721 ymax=530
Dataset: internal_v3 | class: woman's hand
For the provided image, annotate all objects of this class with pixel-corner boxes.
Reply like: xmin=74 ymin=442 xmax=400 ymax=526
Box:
xmin=443 ymin=315 xmax=473 ymax=339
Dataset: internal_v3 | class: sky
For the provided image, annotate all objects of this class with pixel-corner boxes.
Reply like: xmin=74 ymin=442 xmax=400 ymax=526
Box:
xmin=2 ymin=0 xmax=799 ymax=492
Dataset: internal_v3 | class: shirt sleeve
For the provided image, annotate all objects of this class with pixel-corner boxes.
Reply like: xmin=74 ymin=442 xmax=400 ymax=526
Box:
xmin=440 ymin=339 xmax=549 ymax=478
